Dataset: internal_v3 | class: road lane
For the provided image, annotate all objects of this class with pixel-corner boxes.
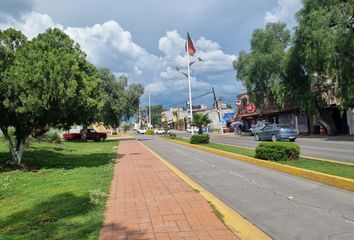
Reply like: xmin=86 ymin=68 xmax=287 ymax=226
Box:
xmin=176 ymin=132 xmax=354 ymax=164
xmin=137 ymin=135 xmax=354 ymax=240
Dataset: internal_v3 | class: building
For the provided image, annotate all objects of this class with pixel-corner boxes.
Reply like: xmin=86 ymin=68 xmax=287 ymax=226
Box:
xmin=161 ymin=102 xmax=234 ymax=131
xmin=236 ymin=93 xmax=309 ymax=134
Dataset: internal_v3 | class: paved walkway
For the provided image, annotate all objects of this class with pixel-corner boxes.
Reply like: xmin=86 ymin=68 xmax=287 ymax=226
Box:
xmin=100 ymin=139 xmax=238 ymax=240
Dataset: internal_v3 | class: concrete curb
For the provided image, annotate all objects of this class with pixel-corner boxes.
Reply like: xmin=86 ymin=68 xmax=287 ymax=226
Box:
xmin=138 ymin=140 xmax=271 ymax=240
xmin=161 ymin=138 xmax=354 ymax=193
xmin=210 ymin=141 xmax=354 ymax=167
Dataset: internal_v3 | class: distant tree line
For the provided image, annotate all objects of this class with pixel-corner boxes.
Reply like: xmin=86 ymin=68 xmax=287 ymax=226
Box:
xmin=0 ymin=28 xmax=144 ymax=165
xmin=234 ymin=0 xmax=353 ymax=135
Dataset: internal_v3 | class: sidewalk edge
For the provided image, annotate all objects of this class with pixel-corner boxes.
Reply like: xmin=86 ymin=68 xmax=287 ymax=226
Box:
xmin=162 ymin=138 xmax=354 ymax=193
xmin=138 ymin=140 xmax=271 ymax=240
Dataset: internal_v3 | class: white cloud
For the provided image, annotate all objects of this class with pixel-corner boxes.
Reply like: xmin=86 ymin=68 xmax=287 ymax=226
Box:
xmin=264 ymin=0 xmax=302 ymax=25
xmin=0 ymin=12 xmax=63 ymax=39
xmin=0 ymin=12 xmax=239 ymax=105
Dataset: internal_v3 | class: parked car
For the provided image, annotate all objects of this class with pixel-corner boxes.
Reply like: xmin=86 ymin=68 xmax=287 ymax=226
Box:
xmin=254 ymin=124 xmax=298 ymax=142
xmin=154 ymin=129 xmax=166 ymax=135
xmin=249 ymin=122 xmax=270 ymax=136
xmin=137 ymin=128 xmax=148 ymax=134
xmin=186 ymin=126 xmax=199 ymax=134
xmin=63 ymin=128 xmax=107 ymax=142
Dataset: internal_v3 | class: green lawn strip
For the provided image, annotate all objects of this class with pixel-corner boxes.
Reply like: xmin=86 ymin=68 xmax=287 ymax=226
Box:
xmin=163 ymin=137 xmax=354 ymax=180
xmin=0 ymin=138 xmax=118 ymax=240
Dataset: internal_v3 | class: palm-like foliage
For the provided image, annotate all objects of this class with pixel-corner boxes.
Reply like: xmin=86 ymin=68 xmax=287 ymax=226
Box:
xmin=191 ymin=113 xmax=212 ymax=134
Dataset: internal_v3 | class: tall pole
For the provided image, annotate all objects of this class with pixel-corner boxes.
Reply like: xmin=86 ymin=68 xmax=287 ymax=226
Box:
xmin=212 ymin=87 xmax=222 ymax=134
xmin=186 ymin=35 xmax=193 ymax=124
xmin=148 ymin=89 xmax=151 ymax=127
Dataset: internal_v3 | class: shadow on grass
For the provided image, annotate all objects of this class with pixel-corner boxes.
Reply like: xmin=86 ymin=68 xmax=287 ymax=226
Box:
xmin=0 ymin=146 xmax=116 ymax=172
xmin=0 ymin=192 xmax=139 ymax=240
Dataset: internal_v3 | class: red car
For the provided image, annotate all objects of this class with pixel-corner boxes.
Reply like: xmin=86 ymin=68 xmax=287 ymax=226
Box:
xmin=63 ymin=128 xmax=107 ymax=142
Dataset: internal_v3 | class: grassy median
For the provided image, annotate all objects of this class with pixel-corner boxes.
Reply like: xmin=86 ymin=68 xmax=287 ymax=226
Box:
xmin=0 ymin=138 xmax=117 ymax=240
xmin=167 ymin=137 xmax=354 ymax=180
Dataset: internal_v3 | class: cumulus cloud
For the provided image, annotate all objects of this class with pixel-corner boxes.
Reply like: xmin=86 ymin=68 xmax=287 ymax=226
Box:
xmin=0 ymin=12 xmax=63 ymax=39
xmin=264 ymin=0 xmax=302 ymax=26
xmin=0 ymin=11 xmax=239 ymax=105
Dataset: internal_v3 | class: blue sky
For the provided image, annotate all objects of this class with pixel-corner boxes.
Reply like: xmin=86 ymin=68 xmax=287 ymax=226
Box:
xmin=0 ymin=0 xmax=302 ymax=107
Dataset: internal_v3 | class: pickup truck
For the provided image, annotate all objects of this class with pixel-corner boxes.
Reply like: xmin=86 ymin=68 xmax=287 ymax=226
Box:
xmin=63 ymin=128 xmax=107 ymax=142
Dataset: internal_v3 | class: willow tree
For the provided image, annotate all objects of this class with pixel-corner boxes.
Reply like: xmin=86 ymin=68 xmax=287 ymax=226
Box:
xmin=284 ymin=0 xmax=354 ymax=135
xmin=234 ymin=22 xmax=291 ymax=110
xmin=0 ymin=28 xmax=102 ymax=165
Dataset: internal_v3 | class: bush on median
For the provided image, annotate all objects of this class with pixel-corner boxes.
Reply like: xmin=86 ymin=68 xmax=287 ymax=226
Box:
xmin=190 ymin=134 xmax=210 ymax=144
xmin=255 ymin=142 xmax=300 ymax=161
xmin=169 ymin=132 xmax=177 ymax=139
xmin=146 ymin=129 xmax=154 ymax=135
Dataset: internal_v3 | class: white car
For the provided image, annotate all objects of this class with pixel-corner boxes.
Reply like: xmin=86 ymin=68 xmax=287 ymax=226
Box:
xmin=137 ymin=128 xmax=147 ymax=134
xmin=154 ymin=129 xmax=166 ymax=135
xmin=186 ymin=126 xmax=199 ymax=134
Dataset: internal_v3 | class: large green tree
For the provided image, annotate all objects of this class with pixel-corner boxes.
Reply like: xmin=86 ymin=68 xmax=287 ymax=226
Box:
xmin=234 ymin=23 xmax=290 ymax=110
xmin=0 ymin=28 xmax=102 ymax=165
xmin=234 ymin=0 xmax=354 ymax=135
xmin=285 ymin=0 xmax=354 ymax=135
xmin=98 ymin=69 xmax=144 ymax=127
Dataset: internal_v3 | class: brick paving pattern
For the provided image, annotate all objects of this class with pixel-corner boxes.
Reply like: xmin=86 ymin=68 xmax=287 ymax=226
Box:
xmin=100 ymin=139 xmax=239 ymax=240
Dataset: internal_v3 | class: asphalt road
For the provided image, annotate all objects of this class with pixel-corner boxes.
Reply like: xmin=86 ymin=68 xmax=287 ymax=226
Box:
xmin=137 ymin=135 xmax=354 ymax=240
xmin=176 ymin=132 xmax=354 ymax=164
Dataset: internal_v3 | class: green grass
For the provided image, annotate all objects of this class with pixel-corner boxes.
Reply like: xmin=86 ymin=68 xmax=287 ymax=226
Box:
xmin=0 ymin=138 xmax=118 ymax=240
xmin=166 ymin=137 xmax=354 ymax=180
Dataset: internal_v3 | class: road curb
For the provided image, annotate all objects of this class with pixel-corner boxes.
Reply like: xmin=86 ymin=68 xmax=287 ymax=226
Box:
xmin=209 ymin=141 xmax=354 ymax=166
xmin=138 ymin=140 xmax=271 ymax=240
xmin=162 ymin=138 xmax=354 ymax=193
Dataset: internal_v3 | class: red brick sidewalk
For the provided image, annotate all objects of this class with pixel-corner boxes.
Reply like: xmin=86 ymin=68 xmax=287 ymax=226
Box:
xmin=99 ymin=139 xmax=239 ymax=240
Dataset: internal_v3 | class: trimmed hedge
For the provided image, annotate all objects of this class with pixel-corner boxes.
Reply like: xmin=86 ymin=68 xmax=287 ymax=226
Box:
xmin=169 ymin=132 xmax=177 ymax=139
xmin=255 ymin=142 xmax=300 ymax=161
xmin=190 ymin=134 xmax=210 ymax=144
xmin=146 ymin=129 xmax=154 ymax=135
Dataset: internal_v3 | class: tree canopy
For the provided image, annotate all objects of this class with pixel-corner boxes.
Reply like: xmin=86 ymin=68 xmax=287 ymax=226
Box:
xmin=192 ymin=113 xmax=211 ymax=134
xmin=0 ymin=28 xmax=144 ymax=165
xmin=234 ymin=0 xmax=354 ymax=135
xmin=99 ymin=69 xmax=143 ymax=128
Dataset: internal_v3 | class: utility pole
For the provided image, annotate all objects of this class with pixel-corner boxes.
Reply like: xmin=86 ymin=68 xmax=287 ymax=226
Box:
xmin=148 ymin=89 xmax=151 ymax=127
xmin=212 ymin=87 xmax=222 ymax=133
xmin=138 ymin=105 xmax=141 ymax=128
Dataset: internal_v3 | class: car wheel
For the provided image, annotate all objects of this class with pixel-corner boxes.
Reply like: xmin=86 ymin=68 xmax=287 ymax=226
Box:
xmin=255 ymin=134 xmax=260 ymax=141
xmin=290 ymin=139 xmax=295 ymax=142
xmin=99 ymin=136 xmax=105 ymax=142
xmin=271 ymin=135 xmax=278 ymax=142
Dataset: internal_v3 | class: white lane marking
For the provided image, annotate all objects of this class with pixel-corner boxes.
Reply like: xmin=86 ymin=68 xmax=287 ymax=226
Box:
xmin=345 ymin=220 xmax=354 ymax=225
xmin=229 ymin=171 xmax=250 ymax=181
xmin=193 ymin=156 xmax=212 ymax=167
xmin=229 ymin=171 xmax=264 ymax=187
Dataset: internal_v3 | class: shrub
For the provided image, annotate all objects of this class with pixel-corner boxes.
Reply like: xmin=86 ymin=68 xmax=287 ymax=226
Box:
xmin=146 ymin=129 xmax=154 ymax=135
xmin=39 ymin=131 xmax=62 ymax=144
xmin=169 ymin=132 xmax=176 ymax=139
xmin=255 ymin=142 xmax=300 ymax=161
xmin=122 ymin=124 xmax=131 ymax=132
xmin=190 ymin=134 xmax=210 ymax=144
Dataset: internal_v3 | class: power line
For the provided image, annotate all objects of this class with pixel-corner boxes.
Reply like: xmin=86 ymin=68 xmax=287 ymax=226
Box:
xmin=163 ymin=90 xmax=213 ymax=108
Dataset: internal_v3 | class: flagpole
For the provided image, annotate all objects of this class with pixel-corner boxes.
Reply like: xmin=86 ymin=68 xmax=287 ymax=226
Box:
xmin=148 ymin=89 xmax=151 ymax=127
xmin=186 ymin=34 xmax=193 ymax=124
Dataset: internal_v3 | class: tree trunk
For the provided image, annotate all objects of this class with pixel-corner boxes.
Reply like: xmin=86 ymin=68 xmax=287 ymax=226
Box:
xmin=15 ymin=136 xmax=27 ymax=165
xmin=0 ymin=126 xmax=27 ymax=165
xmin=198 ymin=126 xmax=203 ymax=134
xmin=315 ymin=106 xmax=337 ymax=136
